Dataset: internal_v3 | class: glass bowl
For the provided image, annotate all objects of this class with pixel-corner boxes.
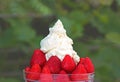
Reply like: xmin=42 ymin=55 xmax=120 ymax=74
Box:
xmin=23 ymin=70 xmax=94 ymax=82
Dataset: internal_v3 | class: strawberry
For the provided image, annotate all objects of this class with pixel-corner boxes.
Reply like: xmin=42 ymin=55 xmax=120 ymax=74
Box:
xmin=76 ymin=63 xmax=87 ymax=73
xmin=61 ymin=55 xmax=76 ymax=72
xmin=30 ymin=49 xmax=46 ymax=66
xmin=25 ymin=66 xmax=30 ymax=72
xmin=27 ymin=64 xmax=41 ymax=80
xmin=45 ymin=56 xmax=61 ymax=74
xmin=59 ymin=70 xmax=67 ymax=74
xmin=41 ymin=65 xmax=51 ymax=74
xmin=84 ymin=57 xmax=94 ymax=73
xmin=24 ymin=66 xmax=30 ymax=81
xmin=40 ymin=65 xmax=53 ymax=82
xmin=70 ymin=64 xmax=87 ymax=81
xmin=55 ymin=70 xmax=70 ymax=82
xmin=30 ymin=64 xmax=41 ymax=72
xmin=79 ymin=57 xmax=85 ymax=64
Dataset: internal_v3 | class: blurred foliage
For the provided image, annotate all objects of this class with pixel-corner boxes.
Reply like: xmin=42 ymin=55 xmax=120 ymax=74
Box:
xmin=0 ymin=0 xmax=120 ymax=82
xmin=0 ymin=78 xmax=20 ymax=82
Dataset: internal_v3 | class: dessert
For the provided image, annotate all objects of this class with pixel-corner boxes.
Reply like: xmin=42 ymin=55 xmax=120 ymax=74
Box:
xmin=40 ymin=20 xmax=80 ymax=63
xmin=23 ymin=20 xmax=95 ymax=82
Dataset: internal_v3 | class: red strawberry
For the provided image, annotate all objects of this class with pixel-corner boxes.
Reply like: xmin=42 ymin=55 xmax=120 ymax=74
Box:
xmin=70 ymin=64 xmax=87 ymax=81
xmin=30 ymin=49 xmax=46 ymax=66
xmin=79 ymin=58 xmax=85 ymax=64
xmin=24 ymin=66 xmax=30 ymax=81
xmin=27 ymin=64 xmax=41 ymax=80
xmin=30 ymin=64 xmax=41 ymax=72
xmin=72 ymin=64 xmax=87 ymax=74
xmin=55 ymin=70 xmax=70 ymax=82
xmin=45 ymin=56 xmax=61 ymax=74
xmin=62 ymin=55 xmax=76 ymax=72
xmin=41 ymin=65 xmax=51 ymax=74
xmin=84 ymin=57 xmax=94 ymax=73
xmin=40 ymin=66 xmax=53 ymax=82
xmin=59 ymin=70 xmax=67 ymax=74
xmin=25 ymin=66 xmax=30 ymax=72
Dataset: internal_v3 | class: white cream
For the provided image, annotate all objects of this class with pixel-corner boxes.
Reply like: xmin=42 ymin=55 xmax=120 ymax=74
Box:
xmin=40 ymin=19 xmax=80 ymax=63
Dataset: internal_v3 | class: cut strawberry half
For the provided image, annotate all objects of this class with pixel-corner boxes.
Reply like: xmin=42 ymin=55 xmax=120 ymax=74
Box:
xmin=30 ymin=49 xmax=46 ymax=66
xmin=45 ymin=56 xmax=61 ymax=74
xmin=62 ymin=55 xmax=76 ymax=72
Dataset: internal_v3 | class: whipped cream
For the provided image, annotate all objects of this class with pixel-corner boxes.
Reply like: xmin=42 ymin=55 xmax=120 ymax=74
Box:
xmin=40 ymin=19 xmax=80 ymax=63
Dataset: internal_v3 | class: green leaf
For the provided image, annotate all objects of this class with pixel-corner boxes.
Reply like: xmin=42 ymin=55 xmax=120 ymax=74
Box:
xmin=94 ymin=46 xmax=120 ymax=82
xmin=30 ymin=36 xmax=44 ymax=49
xmin=9 ymin=1 xmax=26 ymax=14
xmin=30 ymin=0 xmax=52 ymax=15
xmin=91 ymin=9 xmax=120 ymax=34
xmin=60 ymin=17 xmax=84 ymax=39
xmin=99 ymin=0 xmax=113 ymax=6
xmin=69 ymin=10 xmax=89 ymax=25
xmin=0 ymin=28 xmax=16 ymax=48
xmin=116 ymin=0 xmax=120 ymax=6
xmin=14 ymin=27 xmax=36 ymax=42
xmin=60 ymin=17 xmax=74 ymax=34
xmin=106 ymin=32 xmax=120 ymax=44
xmin=7 ymin=19 xmax=36 ymax=42
xmin=70 ymin=24 xmax=83 ymax=39
xmin=74 ymin=42 xmax=90 ymax=57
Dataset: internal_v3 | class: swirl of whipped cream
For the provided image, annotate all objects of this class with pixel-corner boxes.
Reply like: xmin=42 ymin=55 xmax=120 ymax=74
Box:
xmin=40 ymin=19 xmax=80 ymax=63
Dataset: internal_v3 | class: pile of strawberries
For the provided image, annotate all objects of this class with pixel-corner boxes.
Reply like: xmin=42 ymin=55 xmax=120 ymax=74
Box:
xmin=24 ymin=49 xmax=94 ymax=82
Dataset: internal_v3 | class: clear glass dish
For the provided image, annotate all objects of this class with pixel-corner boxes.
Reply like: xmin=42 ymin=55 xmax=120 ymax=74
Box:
xmin=23 ymin=70 xmax=94 ymax=82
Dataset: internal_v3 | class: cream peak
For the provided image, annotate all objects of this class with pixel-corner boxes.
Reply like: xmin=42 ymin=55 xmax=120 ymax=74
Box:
xmin=54 ymin=19 xmax=63 ymax=28
xmin=49 ymin=19 xmax=66 ymax=34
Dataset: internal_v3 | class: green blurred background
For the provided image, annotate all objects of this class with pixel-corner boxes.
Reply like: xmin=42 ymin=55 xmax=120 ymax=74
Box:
xmin=0 ymin=0 xmax=120 ymax=82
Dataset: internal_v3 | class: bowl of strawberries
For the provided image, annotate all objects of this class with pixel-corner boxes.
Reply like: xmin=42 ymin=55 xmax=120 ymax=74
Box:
xmin=23 ymin=49 xmax=95 ymax=82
